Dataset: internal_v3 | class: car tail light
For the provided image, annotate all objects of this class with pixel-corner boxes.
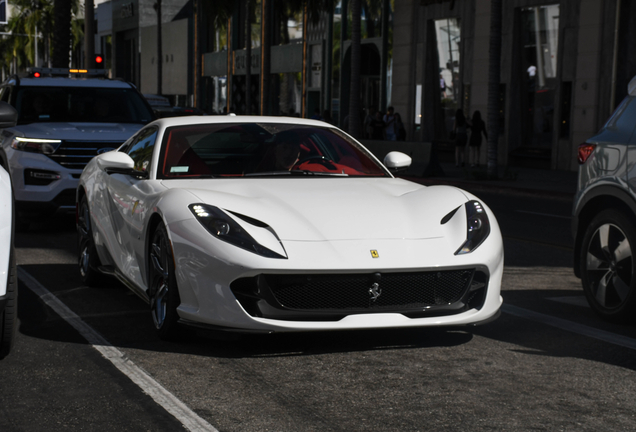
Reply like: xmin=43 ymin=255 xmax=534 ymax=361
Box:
xmin=578 ymin=143 xmax=596 ymax=164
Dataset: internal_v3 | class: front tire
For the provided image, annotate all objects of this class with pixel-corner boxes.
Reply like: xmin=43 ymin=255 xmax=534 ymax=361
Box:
xmin=149 ymin=223 xmax=181 ymax=340
xmin=0 ymin=246 xmax=18 ymax=359
xmin=580 ymin=209 xmax=636 ymax=323
xmin=77 ymin=196 xmax=102 ymax=286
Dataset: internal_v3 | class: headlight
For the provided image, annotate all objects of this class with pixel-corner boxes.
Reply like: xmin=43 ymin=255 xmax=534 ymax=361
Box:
xmin=189 ymin=204 xmax=287 ymax=259
xmin=11 ymin=137 xmax=61 ymax=154
xmin=455 ymin=200 xmax=490 ymax=255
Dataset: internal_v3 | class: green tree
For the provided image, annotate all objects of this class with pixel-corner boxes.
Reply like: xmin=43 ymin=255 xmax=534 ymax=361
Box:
xmin=2 ymin=0 xmax=54 ymax=71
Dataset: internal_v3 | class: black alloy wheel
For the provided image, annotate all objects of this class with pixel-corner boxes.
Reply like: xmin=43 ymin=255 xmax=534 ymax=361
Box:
xmin=0 ymin=246 xmax=17 ymax=359
xmin=149 ymin=223 xmax=181 ymax=340
xmin=580 ymin=209 xmax=636 ymax=323
xmin=77 ymin=196 xmax=102 ymax=286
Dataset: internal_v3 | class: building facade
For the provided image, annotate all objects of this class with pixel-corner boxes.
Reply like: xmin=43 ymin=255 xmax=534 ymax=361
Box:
xmin=393 ymin=0 xmax=636 ymax=171
xmin=102 ymin=0 xmax=636 ymax=172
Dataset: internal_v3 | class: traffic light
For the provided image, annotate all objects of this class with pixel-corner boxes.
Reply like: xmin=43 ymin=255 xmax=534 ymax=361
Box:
xmin=94 ymin=54 xmax=104 ymax=69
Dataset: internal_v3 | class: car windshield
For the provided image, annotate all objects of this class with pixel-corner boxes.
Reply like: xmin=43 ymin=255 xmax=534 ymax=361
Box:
xmin=15 ymin=86 xmax=154 ymax=125
xmin=158 ymin=123 xmax=389 ymax=178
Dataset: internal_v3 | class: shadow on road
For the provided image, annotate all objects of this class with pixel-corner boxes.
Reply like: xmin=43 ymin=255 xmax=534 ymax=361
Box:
xmin=17 ymin=263 xmax=476 ymax=359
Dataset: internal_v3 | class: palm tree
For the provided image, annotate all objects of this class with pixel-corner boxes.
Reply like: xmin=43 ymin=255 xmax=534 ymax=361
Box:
xmin=348 ymin=0 xmax=361 ymax=138
xmin=487 ymin=0 xmax=502 ymax=179
xmin=52 ymin=0 xmax=72 ymax=67
xmin=3 ymin=0 xmax=55 ymax=70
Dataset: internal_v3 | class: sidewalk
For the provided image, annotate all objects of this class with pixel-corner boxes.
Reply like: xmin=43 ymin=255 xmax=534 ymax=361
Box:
xmin=400 ymin=161 xmax=578 ymax=201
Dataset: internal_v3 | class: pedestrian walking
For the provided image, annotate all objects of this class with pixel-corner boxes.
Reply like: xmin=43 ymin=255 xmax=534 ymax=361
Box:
xmin=395 ymin=112 xmax=406 ymax=141
xmin=453 ymin=109 xmax=468 ymax=167
xmin=364 ymin=107 xmax=377 ymax=139
xmin=468 ymin=110 xmax=487 ymax=167
xmin=383 ymin=106 xmax=397 ymax=141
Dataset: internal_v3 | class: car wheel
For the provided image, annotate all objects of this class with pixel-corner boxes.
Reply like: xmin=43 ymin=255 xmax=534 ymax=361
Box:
xmin=77 ymin=196 xmax=102 ymax=286
xmin=149 ymin=223 xmax=181 ymax=340
xmin=580 ymin=209 xmax=636 ymax=323
xmin=0 ymin=246 xmax=18 ymax=359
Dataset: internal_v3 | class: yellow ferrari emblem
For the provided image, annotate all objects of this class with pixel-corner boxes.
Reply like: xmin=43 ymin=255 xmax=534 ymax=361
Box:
xmin=370 ymin=250 xmax=379 ymax=258
xmin=132 ymin=200 xmax=139 ymax=216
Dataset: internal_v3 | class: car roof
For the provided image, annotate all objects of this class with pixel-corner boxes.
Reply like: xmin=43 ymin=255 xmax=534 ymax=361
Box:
xmin=629 ymin=75 xmax=636 ymax=97
xmin=10 ymin=77 xmax=134 ymax=89
xmin=154 ymin=115 xmax=338 ymax=129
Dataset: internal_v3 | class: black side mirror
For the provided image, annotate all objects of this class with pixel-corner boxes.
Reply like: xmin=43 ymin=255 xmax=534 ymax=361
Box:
xmin=0 ymin=101 xmax=17 ymax=128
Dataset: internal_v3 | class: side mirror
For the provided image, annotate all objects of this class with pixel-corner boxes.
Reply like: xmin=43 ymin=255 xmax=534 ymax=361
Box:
xmin=383 ymin=151 xmax=412 ymax=171
xmin=97 ymin=151 xmax=147 ymax=178
xmin=0 ymin=101 xmax=18 ymax=129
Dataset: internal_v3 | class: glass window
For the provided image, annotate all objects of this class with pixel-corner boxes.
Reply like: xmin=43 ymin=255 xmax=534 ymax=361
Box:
xmin=435 ymin=18 xmax=461 ymax=137
xmin=127 ymin=127 xmax=158 ymax=172
xmin=0 ymin=86 xmax=11 ymax=103
xmin=159 ymin=123 xmax=389 ymax=178
xmin=518 ymin=5 xmax=560 ymax=149
xmin=15 ymin=86 xmax=154 ymax=125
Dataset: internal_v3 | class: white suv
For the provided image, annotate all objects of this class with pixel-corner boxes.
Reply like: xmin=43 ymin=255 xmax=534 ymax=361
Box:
xmin=0 ymin=69 xmax=155 ymax=229
xmin=573 ymin=75 xmax=636 ymax=323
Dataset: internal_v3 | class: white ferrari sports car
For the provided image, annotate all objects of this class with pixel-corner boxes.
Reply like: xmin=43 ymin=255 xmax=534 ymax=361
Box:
xmin=77 ymin=116 xmax=503 ymax=339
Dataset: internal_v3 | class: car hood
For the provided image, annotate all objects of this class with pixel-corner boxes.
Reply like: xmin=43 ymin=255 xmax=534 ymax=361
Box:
xmin=11 ymin=122 xmax=144 ymax=141
xmin=162 ymin=178 xmax=470 ymax=242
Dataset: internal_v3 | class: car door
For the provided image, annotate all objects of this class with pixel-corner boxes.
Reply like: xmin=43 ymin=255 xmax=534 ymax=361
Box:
xmin=103 ymin=126 xmax=159 ymax=289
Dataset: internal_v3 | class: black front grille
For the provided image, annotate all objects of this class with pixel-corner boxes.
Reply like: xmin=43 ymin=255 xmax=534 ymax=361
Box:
xmin=230 ymin=268 xmax=489 ymax=321
xmin=47 ymin=141 xmax=122 ymax=170
xmin=268 ymin=271 xmax=472 ymax=310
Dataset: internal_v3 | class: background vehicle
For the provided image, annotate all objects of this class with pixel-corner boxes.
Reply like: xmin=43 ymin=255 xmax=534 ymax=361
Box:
xmin=573 ymin=75 xmax=636 ymax=323
xmin=143 ymin=94 xmax=205 ymax=118
xmin=78 ymin=116 xmax=503 ymax=340
xmin=0 ymin=101 xmax=19 ymax=359
xmin=0 ymin=68 xmax=155 ymax=230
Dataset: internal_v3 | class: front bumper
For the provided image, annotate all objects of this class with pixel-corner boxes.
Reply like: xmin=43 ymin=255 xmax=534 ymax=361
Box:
xmin=7 ymin=149 xmax=81 ymax=216
xmin=168 ymin=218 xmax=505 ymax=333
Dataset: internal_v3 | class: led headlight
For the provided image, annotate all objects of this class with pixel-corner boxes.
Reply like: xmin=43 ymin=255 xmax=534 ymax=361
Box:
xmin=189 ymin=204 xmax=286 ymax=259
xmin=455 ymin=200 xmax=491 ymax=255
xmin=11 ymin=137 xmax=62 ymax=154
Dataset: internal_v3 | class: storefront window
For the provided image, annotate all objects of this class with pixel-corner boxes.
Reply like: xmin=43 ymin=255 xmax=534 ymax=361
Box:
xmin=520 ymin=5 xmax=560 ymax=149
xmin=435 ymin=18 xmax=461 ymax=136
xmin=278 ymin=72 xmax=302 ymax=116
xmin=210 ymin=77 xmax=227 ymax=114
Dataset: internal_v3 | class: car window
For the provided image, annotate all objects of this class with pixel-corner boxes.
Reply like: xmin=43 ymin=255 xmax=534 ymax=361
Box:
xmin=15 ymin=86 xmax=154 ymax=125
xmin=158 ymin=123 xmax=389 ymax=179
xmin=604 ymin=96 xmax=636 ymax=144
xmin=127 ymin=127 xmax=158 ymax=172
xmin=0 ymin=87 xmax=11 ymax=103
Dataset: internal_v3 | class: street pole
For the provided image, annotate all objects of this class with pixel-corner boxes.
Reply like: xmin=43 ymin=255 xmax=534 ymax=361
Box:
xmin=84 ymin=0 xmax=95 ymax=69
xmin=245 ymin=0 xmax=251 ymax=115
xmin=156 ymin=0 xmax=163 ymax=95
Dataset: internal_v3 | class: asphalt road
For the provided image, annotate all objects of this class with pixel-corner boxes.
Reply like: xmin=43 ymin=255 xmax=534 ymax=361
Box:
xmin=1 ymin=190 xmax=636 ymax=432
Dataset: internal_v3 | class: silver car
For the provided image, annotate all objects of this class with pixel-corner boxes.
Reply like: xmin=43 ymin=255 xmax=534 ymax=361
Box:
xmin=573 ymin=75 xmax=636 ymax=322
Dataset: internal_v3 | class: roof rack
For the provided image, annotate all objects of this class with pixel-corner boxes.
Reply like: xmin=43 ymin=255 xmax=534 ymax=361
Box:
xmin=26 ymin=67 xmax=109 ymax=78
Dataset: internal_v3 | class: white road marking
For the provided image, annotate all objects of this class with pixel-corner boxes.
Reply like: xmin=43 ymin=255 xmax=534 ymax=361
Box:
xmin=502 ymin=304 xmax=636 ymax=350
xmin=18 ymin=267 xmax=219 ymax=432
xmin=546 ymin=296 xmax=590 ymax=308
xmin=515 ymin=210 xmax=571 ymax=219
